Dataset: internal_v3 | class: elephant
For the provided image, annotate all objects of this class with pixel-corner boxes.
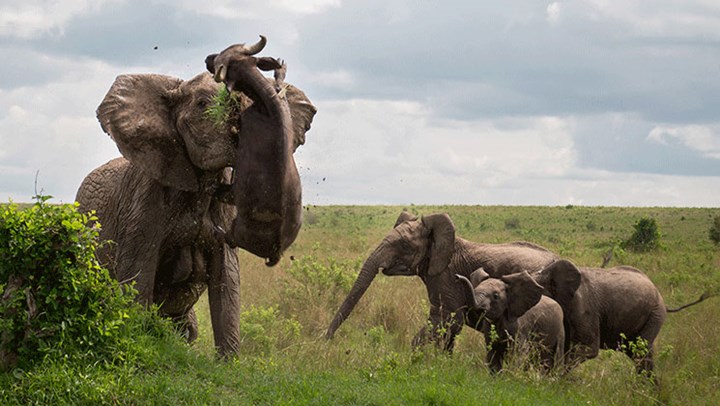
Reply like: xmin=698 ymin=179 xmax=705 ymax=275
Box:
xmin=535 ymin=259 xmax=712 ymax=375
xmin=75 ymin=36 xmax=316 ymax=357
xmin=456 ymin=269 xmax=565 ymax=373
xmin=325 ymin=211 xmax=560 ymax=351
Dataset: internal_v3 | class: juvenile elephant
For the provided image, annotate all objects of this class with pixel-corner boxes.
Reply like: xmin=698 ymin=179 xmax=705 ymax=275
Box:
xmin=325 ymin=211 xmax=560 ymax=351
xmin=456 ymin=269 xmax=565 ymax=373
xmin=535 ymin=259 xmax=711 ymax=375
xmin=76 ymin=37 xmax=316 ymax=357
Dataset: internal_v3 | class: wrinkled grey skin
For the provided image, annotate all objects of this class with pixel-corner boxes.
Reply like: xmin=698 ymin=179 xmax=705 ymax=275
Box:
xmin=535 ymin=259 xmax=711 ymax=375
xmin=325 ymin=212 xmax=560 ymax=351
xmin=76 ymin=37 xmax=315 ymax=357
xmin=205 ymin=36 xmax=316 ymax=266
xmin=456 ymin=269 xmax=565 ymax=373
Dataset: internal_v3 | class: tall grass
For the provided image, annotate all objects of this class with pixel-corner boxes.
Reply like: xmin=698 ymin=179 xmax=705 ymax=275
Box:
xmin=3 ymin=205 xmax=719 ymax=404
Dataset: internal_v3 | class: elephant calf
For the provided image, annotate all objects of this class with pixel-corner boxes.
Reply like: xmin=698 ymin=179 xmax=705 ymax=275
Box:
xmin=535 ymin=259 xmax=712 ymax=376
xmin=456 ymin=269 xmax=565 ymax=373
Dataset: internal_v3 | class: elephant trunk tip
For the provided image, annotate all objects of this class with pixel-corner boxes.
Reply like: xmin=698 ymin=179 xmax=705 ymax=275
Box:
xmin=265 ymin=255 xmax=281 ymax=267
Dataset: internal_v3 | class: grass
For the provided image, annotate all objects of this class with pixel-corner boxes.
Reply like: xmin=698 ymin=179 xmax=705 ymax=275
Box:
xmin=203 ymin=86 xmax=248 ymax=128
xmin=3 ymin=205 xmax=720 ymax=404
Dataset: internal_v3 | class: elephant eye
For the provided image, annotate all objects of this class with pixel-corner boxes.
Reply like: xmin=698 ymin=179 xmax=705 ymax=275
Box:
xmin=197 ymin=98 xmax=209 ymax=109
xmin=492 ymin=292 xmax=500 ymax=300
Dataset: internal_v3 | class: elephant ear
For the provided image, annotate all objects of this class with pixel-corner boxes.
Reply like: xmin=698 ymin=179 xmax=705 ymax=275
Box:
xmin=469 ymin=267 xmax=490 ymax=287
xmin=501 ymin=271 xmax=543 ymax=319
xmin=285 ymin=84 xmax=317 ymax=152
xmin=96 ymin=74 xmax=200 ymax=191
xmin=394 ymin=211 xmax=418 ymax=228
xmin=535 ymin=259 xmax=581 ymax=312
xmin=421 ymin=213 xmax=456 ymax=276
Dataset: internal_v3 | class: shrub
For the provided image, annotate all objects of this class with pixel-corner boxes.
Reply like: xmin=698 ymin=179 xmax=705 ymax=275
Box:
xmin=504 ymin=217 xmax=521 ymax=230
xmin=709 ymin=216 xmax=720 ymax=246
xmin=280 ymin=255 xmax=360 ymax=332
xmin=284 ymin=255 xmax=359 ymax=298
xmin=0 ymin=196 xmax=144 ymax=370
xmin=623 ymin=217 xmax=661 ymax=252
xmin=238 ymin=305 xmax=301 ymax=355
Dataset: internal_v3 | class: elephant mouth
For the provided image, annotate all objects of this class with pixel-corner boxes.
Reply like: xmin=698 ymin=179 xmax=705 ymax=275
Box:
xmin=381 ymin=264 xmax=414 ymax=276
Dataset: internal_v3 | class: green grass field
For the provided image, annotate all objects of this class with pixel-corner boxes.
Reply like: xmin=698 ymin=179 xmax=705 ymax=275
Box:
xmin=3 ymin=205 xmax=720 ymax=404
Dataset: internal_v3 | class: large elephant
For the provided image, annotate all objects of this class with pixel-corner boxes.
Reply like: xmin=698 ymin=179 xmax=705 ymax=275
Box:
xmin=456 ymin=270 xmax=565 ymax=373
xmin=325 ymin=211 xmax=559 ymax=351
xmin=76 ymin=37 xmax=316 ymax=357
xmin=535 ymin=259 xmax=712 ymax=375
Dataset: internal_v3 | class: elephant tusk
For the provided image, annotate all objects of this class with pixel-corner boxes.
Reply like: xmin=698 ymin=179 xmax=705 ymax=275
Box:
xmin=378 ymin=266 xmax=385 ymax=273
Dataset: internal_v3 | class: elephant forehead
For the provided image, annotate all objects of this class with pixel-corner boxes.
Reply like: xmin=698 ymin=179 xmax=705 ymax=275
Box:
xmin=185 ymin=72 xmax=221 ymax=91
xmin=477 ymin=279 xmax=506 ymax=293
xmin=392 ymin=226 xmax=426 ymax=246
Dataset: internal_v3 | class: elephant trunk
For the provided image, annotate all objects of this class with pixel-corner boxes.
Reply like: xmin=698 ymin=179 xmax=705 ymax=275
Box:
xmin=216 ymin=51 xmax=301 ymax=265
xmin=325 ymin=246 xmax=386 ymax=339
xmin=455 ymin=274 xmax=480 ymax=310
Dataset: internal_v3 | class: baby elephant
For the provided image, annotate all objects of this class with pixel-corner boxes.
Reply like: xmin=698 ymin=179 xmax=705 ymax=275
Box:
xmin=456 ymin=269 xmax=565 ymax=373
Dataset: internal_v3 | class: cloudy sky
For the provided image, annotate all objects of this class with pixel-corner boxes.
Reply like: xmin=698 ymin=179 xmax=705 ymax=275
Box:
xmin=1 ymin=1 xmax=719 ymax=206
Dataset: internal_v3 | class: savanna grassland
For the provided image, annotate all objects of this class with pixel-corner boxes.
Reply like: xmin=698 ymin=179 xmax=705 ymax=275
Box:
xmin=3 ymin=205 xmax=720 ymax=405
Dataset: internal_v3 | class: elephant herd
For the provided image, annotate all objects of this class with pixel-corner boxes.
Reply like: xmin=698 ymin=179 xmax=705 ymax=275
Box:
xmin=75 ymin=37 xmax=710 ymax=378
xmin=326 ymin=212 xmax=711 ymax=376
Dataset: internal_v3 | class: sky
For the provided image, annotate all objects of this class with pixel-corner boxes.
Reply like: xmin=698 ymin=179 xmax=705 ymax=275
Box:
xmin=1 ymin=0 xmax=719 ymax=206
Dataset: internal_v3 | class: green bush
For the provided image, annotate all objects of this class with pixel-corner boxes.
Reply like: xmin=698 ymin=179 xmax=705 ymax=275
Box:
xmin=504 ymin=217 xmax=521 ymax=230
xmin=623 ymin=216 xmax=661 ymax=252
xmin=709 ymin=216 xmax=720 ymax=246
xmin=0 ymin=196 xmax=146 ymax=369
xmin=284 ymin=255 xmax=359 ymax=298
xmin=238 ymin=305 xmax=301 ymax=355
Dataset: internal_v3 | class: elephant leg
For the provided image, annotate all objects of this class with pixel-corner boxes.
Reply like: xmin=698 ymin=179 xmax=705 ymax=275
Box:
xmin=629 ymin=311 xmax=663 ymax=377
xmin=481 ymin=321 xmax=509 ymax=374
xmin=633 ymin=348 xmax=655 ymax=377
xmin=115 ymin=236 xmax=161 ymax=306
xmin=171 ymin=307 xmax=199 ymax=343
xmin=486 ymin=340 xmax=507 ymax=374
xmin=186 ymin=308 xmax=199 ymax=342
xmin=565 ymin=319 xmax=600 ymax=370
xmin=411 ymin=305 xmax=464 ymax=352
xmin=620 ymin=336 xmax=657 ymax=377
xmin=207 ymin=244 xmax=241 ymax=358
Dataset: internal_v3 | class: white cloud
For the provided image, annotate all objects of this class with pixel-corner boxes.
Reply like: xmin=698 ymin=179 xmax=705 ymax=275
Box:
xmin=174 ymin=0 xmax=340 ymax=19
xmin=547 ymin=2 xmax=562 ymax=25
xmin=648 ymin=125 xmax=720 ymax=159
xmin=0 ymin=0 xmax=119 ymax=39
xmin=296 ymin=98 xmax=580 ymax=204
xmin=1 ymin=0 xmax=719 ymax=207
xmin=571 ymin=0 xmax=720 ymax=39
xmin=306 ymin=69 xmax=357 ymax=90
xmin=0 ymin=52 xmax=135 ymax=202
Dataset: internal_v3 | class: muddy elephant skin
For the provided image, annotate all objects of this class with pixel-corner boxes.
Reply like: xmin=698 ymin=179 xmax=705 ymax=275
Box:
xmin=76 ymin=37 xmax=316 ymax=357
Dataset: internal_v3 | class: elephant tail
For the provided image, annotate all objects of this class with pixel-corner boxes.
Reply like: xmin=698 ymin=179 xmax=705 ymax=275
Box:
xmin=666 ymin=291 xmax=715 ymax=313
